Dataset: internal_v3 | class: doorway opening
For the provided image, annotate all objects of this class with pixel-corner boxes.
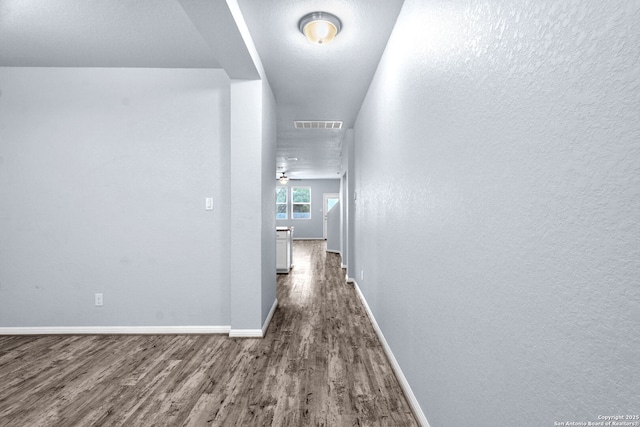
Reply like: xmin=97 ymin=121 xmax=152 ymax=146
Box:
xmin=323 ymin=193 xmax=340 ymax=240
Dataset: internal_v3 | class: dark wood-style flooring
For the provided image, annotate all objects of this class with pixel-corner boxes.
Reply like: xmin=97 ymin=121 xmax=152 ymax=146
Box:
xmin=0 ymin=241 xmax=417 ymax=426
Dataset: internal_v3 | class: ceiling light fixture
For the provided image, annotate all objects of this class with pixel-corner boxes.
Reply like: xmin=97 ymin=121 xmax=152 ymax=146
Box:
xmin=279 ymin=172 xmax=290 ymax=184
xmin=299 ymin=12 xmax=342 ymax=45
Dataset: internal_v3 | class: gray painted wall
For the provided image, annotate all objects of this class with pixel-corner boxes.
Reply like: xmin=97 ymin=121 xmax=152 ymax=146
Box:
xmin=228 ymin=5 xmax=277 ymax=333
xmin=260 ymin=79 xmax=277 ymax=324
xmin=229 ymin=78 xmax=277 ymax=331
xmin=0 ymin=67 xmax=231 ymax=327
xmin=353 ymin=0 xmax=640 ymax=426
xmin=340 ymin=129 xmax=355 ymax=276
xmin=276 ymin=179 xmax=340 ymax=239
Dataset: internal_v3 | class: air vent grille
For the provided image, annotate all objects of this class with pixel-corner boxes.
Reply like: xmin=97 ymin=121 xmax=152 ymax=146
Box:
xmin=294 ymin=120 xmax=343 ymax=129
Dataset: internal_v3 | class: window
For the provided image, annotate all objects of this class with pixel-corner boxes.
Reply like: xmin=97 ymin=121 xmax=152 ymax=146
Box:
xmin=276 ymin=187 xmax=288 ymax=219
xmin=292 ymin=187 xmax=311 ymax=219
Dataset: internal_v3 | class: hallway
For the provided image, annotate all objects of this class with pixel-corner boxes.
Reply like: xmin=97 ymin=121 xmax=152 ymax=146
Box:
xmin=269 ymin=240 xmax=417 ymax=425
xmin=0 ymin=241 xmax=417 ymax=426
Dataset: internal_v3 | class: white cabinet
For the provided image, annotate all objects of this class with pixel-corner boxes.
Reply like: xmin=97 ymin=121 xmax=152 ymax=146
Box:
xmin=276 ymin=227 xmax=293 ymax=273
xmin=276 ymin=237 xmax=289 ymax=272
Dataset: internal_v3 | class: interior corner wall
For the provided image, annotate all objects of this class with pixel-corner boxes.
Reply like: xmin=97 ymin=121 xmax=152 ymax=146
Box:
xmin=0 ymin=67 xmax=232 ymax=327
xmin=353 ymin=0 xmax=640 ymax=426
xmin=340 ymin=174 xmax=347 ymax=267
xmin=341 ymin=129 xmax=355 ymax=278
xmin=260 ymin=79 xmax=277 ymax=324
xmin=229 ymin=78 xmax=277 ymax=331
xmin=230 ymin=79 xmax=263 ymax=331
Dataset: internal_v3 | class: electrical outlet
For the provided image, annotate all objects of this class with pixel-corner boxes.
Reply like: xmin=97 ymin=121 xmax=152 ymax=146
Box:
xmin=95 ymin=293 xmax=103 ymax=307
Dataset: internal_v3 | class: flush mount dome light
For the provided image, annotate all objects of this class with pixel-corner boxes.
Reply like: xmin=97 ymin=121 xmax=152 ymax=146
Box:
xmin=299 ymin=12 xmax=342 ymax=45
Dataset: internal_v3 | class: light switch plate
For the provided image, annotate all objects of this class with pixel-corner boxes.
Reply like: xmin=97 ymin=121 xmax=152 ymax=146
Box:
xmin=205 ymin=198 xmax=214 ymax=210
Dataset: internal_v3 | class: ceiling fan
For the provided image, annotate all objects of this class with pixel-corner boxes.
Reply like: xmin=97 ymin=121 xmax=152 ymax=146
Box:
xmin=276 ymin=171 xmax=302 ymax=184
xmin=278 ymin=172 xmax=289 ymax=184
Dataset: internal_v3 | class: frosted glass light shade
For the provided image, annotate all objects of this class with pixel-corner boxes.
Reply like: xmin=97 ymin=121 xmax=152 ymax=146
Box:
xmin=299 ymin=12 xmax=342 ymax=45
xmin=303 ymin=20 xmax=338 ymax=44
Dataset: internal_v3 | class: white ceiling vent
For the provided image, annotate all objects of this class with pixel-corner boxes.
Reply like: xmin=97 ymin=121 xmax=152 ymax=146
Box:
xmin=294 ymin=120 xmax=343 ymax=129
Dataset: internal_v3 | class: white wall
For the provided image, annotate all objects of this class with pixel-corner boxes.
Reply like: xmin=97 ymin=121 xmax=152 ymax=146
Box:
xmin=0 ymin=67 xmax=231 ymax=327
xmin=353 ymin=0 xmax=640 ymax=426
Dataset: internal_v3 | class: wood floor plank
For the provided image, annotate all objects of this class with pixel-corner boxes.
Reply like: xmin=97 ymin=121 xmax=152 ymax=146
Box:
xmin=0 ymin=241 xmax=417 ymax=426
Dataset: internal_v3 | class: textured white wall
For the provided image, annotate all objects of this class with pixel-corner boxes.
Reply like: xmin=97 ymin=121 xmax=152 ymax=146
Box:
xmin=354 ymin=0 xmax=640 ymax=425
xmin=0 ymin=67 xmax=231 ymax=327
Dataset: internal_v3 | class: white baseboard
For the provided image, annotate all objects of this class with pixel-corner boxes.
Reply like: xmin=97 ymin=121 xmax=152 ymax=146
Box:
xmin=2 ymin=301 xmax=281 ymax=339
xmin=228 ymin=328 xmax=263 ymax=338
xmin=0 ymin=325 xmax=231 ymax=335
xmin=229 ymin=298 xmax=278 ymax=338
xmin=353 ymin=282 xmax=430 ymax=427
xmin=262 ymin=298 xmax=278 ymax=336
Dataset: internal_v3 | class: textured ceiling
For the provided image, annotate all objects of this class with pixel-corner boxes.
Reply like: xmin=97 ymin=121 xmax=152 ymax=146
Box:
xmin=238 ymin=0 xmax=404 ymax=179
